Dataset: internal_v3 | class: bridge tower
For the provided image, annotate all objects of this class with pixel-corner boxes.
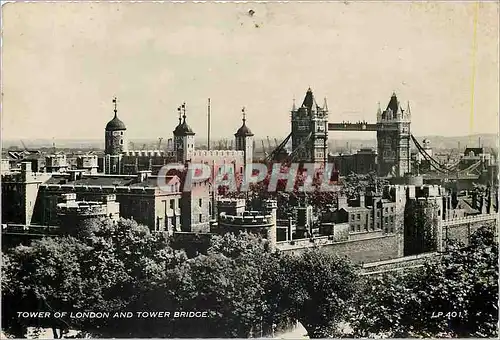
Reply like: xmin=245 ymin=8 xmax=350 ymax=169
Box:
xmin=376 ymin=92 xmax=411 ymax=177
xmin=290 ymin=88 xmax=328 ymax=163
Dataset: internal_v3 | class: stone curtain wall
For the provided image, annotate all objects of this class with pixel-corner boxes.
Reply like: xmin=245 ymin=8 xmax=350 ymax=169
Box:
xmin=278 ymin=234 xmax=399 ymax=264
xmin=442 ymin=218 xmax=497 ymax=249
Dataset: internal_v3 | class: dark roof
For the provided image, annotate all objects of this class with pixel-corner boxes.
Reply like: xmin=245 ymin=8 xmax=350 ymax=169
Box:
xmin=46 ymin=175 xmax=136 ymax=187
xmin=173 ymin=117 xmax=195 ymax=136
xmin=464 ymin=147 xmax=483 ymax=156
xmin=45 ymin=174 xmax=179 ymax=189
xmin=235 ymin=119 xmax=254 ymax=137
xmin=301 ymin=88 xmax=320 ymax=114
xmin=106 ymin=114 xmax=126 ymax=131
xmin=386 ymin=92 xmax=400 ymax=113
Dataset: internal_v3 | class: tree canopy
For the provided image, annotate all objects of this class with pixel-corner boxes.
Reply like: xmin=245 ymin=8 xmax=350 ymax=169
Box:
xmin=350 ymin=225 xmax=498 ymax=338
xmin=2 ymin=218 xmax=497 ymax=339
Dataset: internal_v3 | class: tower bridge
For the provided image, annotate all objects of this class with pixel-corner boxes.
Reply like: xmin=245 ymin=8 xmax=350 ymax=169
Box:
xmin=268 ymin=88 xmax=412 ymax=178
xmin=266 ymin=88 xmax=484 ymax=181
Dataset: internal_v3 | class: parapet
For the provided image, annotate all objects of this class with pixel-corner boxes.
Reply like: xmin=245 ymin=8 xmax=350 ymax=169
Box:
xmin=123 ymin=150 xmax=173 ymax=157
xmin=219 ymin=212 xmax=274 ymax=227
xmin=217 ymin=198 xmax=246 ymax=207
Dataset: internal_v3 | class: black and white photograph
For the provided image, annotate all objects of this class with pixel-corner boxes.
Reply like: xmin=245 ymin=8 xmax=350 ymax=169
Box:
xmin=1 ymin=1 xmax=498 ymax=338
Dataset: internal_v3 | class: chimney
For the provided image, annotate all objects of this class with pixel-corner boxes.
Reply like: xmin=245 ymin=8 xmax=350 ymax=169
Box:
xmin=359 ymin=193 xmax=365 ymax=208
xmin=471 ymin=191 xmax=478 ymax=210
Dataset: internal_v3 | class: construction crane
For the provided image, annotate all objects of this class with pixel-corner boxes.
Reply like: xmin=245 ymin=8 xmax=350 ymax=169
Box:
xmin=20 ymin=140 xmax=40 ymax=155
xmin=266 ymin=136 xmax=272 ymax=151
xmin=265 ymin=132 xmax=292 ymax=162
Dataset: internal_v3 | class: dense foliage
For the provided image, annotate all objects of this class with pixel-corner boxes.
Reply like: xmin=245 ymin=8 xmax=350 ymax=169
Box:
xmin=2 ymin=219 xmax=358 ymax=338
xmin=350 ymin=225 xmax=498 ymax=338
xmin=2 ymin=219 xmax=497 ymax=338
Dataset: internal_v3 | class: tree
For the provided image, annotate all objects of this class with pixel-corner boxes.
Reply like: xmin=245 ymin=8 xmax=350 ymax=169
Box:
xmin=340 ymin=171 xmax=388 ymax=199
xmin=207 ymin=233 xmax=296 ymax=335
xmin=351 ymin=225 xmax=498 ymax=338
xmin=281 ymin=248 xmax=359 ymax=338
xmin=1 ymin=218 xmax=187 ymax=338
xmin=2 ymin=237 xmax=93 ymax=338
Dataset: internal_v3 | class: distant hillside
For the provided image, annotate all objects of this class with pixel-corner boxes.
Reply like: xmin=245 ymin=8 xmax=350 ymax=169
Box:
xmin=3 ymin=134 xmax=497 ymax=152
xmin=326 ymin=134 xmax=498 ymax=152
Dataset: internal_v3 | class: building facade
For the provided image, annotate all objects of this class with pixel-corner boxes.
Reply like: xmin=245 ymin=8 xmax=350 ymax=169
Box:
xmin=291 ymin=88 xmax=329 ymax=163
xmin=376 ymin=93 xmax=411 ymax=177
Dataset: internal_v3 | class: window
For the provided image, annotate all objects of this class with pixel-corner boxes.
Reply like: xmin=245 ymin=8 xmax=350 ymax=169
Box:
xmin=357 ymin=214 xmax=360 ymax=220
xmin=357 ymin=224 xmax=361 ymax=232
xmin=350 ymin=224 xmax=355 ymax=232
xmin=169 ymin=199 xmax=175 ymax=210
xmin=377 ymin=211 xmax=380 ymax=217
xmin=199 ymin=214 xmax=202 ymax=223
xmin=391 ymin=207 xmax=394 ymax=213
xmin=121 ymin=132 xmax=123 ymax=135
xmin=199 ymin=198 xmax=202 ymax=207
xmin=385 ymin=207 xmax=388 ymax=213
xmin=351 ymin=214 xmax=355 ymax=221
xmin=120 ymin=140 xmax=123 ymax=145
xmin=390 ymin=216 xmax=393 ymax=222
xmin=376 ymin=222 xmax=380 ymax=229
xmin=384 ymin=217 xmax=388 ymax=224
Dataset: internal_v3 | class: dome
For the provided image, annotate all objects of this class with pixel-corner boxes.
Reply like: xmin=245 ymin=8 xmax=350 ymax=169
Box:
xmin=106 ymin=115 xmax=126 ymax=131
xmin=235 ymin=107 xmax=253 ymax=137
xmin=173 ymin=119 xmax=195 ymax=136
xmin=235 ymin=123 xmax=253 ymax=137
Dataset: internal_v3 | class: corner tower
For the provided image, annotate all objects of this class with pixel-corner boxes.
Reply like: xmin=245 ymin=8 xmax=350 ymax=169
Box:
xmin=173 ymin=103 xmax=195 ymax=163
xmin=104 ymin=97 xmax=127 ymax=174
xmin=234 ymin=107 xmax=254 ymax=168
xmin=290 ymin=88 xmax=328 ymax=163
xmin=376 ymin=92 xmax=411 ymax=177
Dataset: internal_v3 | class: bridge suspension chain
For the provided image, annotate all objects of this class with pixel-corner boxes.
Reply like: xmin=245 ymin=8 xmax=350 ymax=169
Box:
xmin=411 ymin=134 xmax=460 ymax=173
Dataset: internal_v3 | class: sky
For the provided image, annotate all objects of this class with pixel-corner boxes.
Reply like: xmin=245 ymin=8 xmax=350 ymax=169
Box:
xmin=2 ymin=1 xmax=499 ymax=142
